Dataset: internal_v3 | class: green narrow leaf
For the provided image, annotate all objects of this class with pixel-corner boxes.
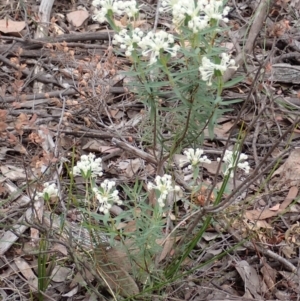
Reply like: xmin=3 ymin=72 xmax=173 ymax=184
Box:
xmin=223 ymin=76 xmax=244 ymax=88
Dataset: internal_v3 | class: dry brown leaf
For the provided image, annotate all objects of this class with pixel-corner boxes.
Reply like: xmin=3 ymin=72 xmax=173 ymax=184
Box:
xmin=14 ymin=258 xmax=38 ymax=291
xmin=125 ymin=158 xmax=142 ymax=178
xmin=0 ymin=183 xmax=8 ymax=198
xmin=132 ymin=19 xmax=147 ymax=28
xmin=245 ymin=220 xmax=273 ymax=231
xmin=269 ymin=203 xmax=280 ymax=211
xmin=114 ymin=18 xmax=127 ymax=28
xmin=278 ymin=270 xmax=299 ymax=292
xmin=272 ymin=149 xmax=300 ymax=187
xmin=50 ymin=266 xmax=72 ymax=282
xmin=70 ymin=269 xmax=94 ymax=288
xmin=123 ymin=220 xmax=137 ymax=233
xmin=281 ymin=245 xmax=296 ymax=258
xmin=114 ymin=18 xmax=147 ymax=28
xmin=244 ymin=186 xmax=298 ymax=220
xmin=105 ymin=245 xmax=134 ymax=273
xmin=291 ymin=0 xmax=300 ymax=8
xmin=51 ymin=243 xmax=68 ymax=256
xmin=0 ymin=165 xmax=26 ymax=181
xmin=0 ymin=19 xmax=26 ymax=33
xmin=94 ymin=245 xmax=139 ymax=297
xmin=0 ymin=109 xmax=7 ymax=119
xmin=285 ymin=222 xmax=300 ymax=247
xmin=202 ymin=161 xmax=221 ymax=175
xmin=235 ymin=260 xmax=265 ymax=298
xmin=157 ymin=236 xmax=181 ymax=263
xmin=268 ymin=19 xmax=290 ymax=37
xmin=62 ymin=286 xmax=79 ymax=298
xmin=0 ymin=122 xmax=7 ymax=132
xmin=66 ymin=10 xmax=89 ymax=27
xmin=261 ymin=260 xmax=277 ymax=292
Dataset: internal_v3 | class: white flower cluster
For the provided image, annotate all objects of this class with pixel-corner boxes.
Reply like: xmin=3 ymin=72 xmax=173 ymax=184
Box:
xmin=35 ymin=182 xmax=58 ymax=200
xmin=217 ymin=150 xmax=250 ymax=178
xmin=184 ymin=148 xmax=211 ymax=169
xmin=113 ymin=29 xmax=180 ymax=65
xmin=92 ymin=179 xmax=122 ymax=214
xmin=72 ymin=153 xmax=103 ymax=179
xmin=139 ymin=31 xmax=180 ymax=65
xmin=147 ymin=174 xmax=180 ymax=207
xmin=160 ymin=0 xmax=230 ymax=33
xmin=92 ymin=0 xmax=139 ymax=23
xmin=199 ymin=53 xmax=237 ymax=86
xmin=113 ymin=28 xmax=144 ymax=56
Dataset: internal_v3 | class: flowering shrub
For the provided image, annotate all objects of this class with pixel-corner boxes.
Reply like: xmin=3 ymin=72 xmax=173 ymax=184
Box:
xmin=92 ymin=0 xmax=237 ymax=84
xmin=94 ymin=0 xmax=240 ymax=159
xmin=43 ymin=0 xmax=252 ymax=292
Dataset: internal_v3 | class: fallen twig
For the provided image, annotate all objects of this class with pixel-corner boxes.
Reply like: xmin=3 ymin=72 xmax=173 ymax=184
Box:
xmin=223 ymin=0 xmax=271 ymax=82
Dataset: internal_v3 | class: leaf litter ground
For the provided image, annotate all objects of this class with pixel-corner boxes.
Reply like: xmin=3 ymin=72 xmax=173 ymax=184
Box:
xmin=1 ymin=0 xmax=300 ymax=300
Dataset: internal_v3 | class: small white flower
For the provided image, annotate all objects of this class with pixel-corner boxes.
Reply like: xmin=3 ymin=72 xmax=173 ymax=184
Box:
xmin=218 ymin=150 xmax=250 ymax=177
xmin=160 ymin=0 xmax=229 ymax=32
xmin=92 ymin=0 xmax=139 ymax=23
xmin=138 ymin=31 xmax=180 ymax=65
xmin=199 ymin=53 xmax=237 ymax=86
xmin=93 ymin=180 xmax=122 ymax=214
xmin=183 ymin=148 xmax=211 ymax=169
xmin=188 ymin=16 xmax=209 ymax=33
xmin=199 ymin=57 xmax=217 ymax=86
xmin=113 ymin=28 xmax=144 ymax=56
xmin=92 ymin=9 xmax=107 ymax=23
xmin=72 ymin=153 xmax=103 ymax=179
xmin=147 ymin=174 xmax=180 ymax=207
xmin=122 ymin=0 xmax=140 ymax=17
xmin=92 ymin=0 xmax=119 ymax=23
xmin=35 ymin=182 xmax=58 ymax=200
xmin=203 ymin=1 xmax=230 ymax=22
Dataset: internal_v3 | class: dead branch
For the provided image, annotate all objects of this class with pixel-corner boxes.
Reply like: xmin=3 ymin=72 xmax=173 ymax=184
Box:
xmin=223 ymin=0 xmax=271 ymax=82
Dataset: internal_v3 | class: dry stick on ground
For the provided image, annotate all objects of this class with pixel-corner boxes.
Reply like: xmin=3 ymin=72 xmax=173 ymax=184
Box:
xmin=252 ymin=115 xmax=262 ymax=167
xmin=0 ymin=54 xmax=66 ymax=89
xmin=111 ymin=138 xmax=157 ymax=165
xmin=223 ymin=0 xmax=270 ymax=83
xmin=0 ymin=54 xmax=126 ymax=100
xmin=0 ymin=89 xmax=78 ymax=103
xmin=0 ymin=87 xmax=125 ymax=104
xmin=0 ymin=32 xmax=112 ymax=59
xmin=217 ymin=218 xmax=297 ymax=273
xmin=111 ymin=139 xmax=196 ymax=191
xmin=0 ymin=42 xmax=106 ymax=57
xmin=0 ymin=31 xmax=113 ymax=52
xmin=61 ymin=129 xmax=133 ymax=139
xmin=33 ymin=0 xmax=55 ymax=94
xmin=152 ymin=0 xmax=162 ymax=32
